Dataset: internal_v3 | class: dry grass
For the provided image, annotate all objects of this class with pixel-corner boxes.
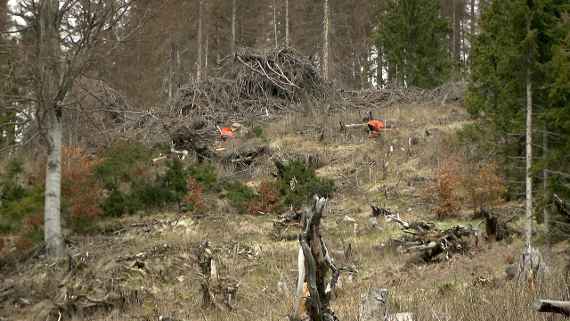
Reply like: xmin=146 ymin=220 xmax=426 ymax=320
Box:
xmin=2 ymin=102 xmax=566 ymax=321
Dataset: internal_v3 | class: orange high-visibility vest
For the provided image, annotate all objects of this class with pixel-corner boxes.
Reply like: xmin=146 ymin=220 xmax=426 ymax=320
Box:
xmin=220 ymin=127 xmax=235 ymax=139
xmin=367 ymin=119 xmax=385 ymax=132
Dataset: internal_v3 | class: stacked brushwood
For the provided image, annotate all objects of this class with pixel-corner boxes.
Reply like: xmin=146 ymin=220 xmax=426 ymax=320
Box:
xmin=371 ymin=206 xmax=479 ymax=263
xmin=172 ymin=47 xmax=331 ymax=123
xmin=342 ymin=81 xmax=465 ymax=110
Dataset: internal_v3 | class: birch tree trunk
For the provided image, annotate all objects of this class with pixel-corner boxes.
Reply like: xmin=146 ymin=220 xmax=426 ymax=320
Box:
xmin=40 ymin=0 xmax=65 ymax=258
xmin=285 ymin=0 xmax=290 ymax=47
xmin=322 ymin=0 xmax=330 ymax=81
xmin=231 ymin=0 xmax=236 ymax=53
xmin=196 ymin=0 xmax=203 ymax=82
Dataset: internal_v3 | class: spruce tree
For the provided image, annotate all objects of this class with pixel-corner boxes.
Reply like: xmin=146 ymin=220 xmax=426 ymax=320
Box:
xmin=375 ymin=0 xmax=450 ymax=88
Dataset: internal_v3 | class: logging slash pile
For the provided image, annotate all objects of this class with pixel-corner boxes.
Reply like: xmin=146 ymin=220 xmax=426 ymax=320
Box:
xmin=341 ymin=81 xmax=465 ymax=110
xmin=171 ymin=47 xmax=331 ymax=123
xmin=371 ymin=206 xmax=480 ymax=263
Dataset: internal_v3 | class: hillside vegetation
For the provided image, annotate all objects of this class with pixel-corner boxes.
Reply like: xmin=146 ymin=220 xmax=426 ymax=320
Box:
xmin=1 ymin=100 xmax=566 ymax=321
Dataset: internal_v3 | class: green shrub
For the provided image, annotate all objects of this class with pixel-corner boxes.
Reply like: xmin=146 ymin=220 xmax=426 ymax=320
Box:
xmin=0 ymin=187 xmax=44 ymax=233
xmin=253 ymin=126 xmax=264 ymax=138
xmin=102 ymin=189 xmax=130 ymax=217
xmin=188 ymin=163 xmax=218 ymax=191
xmin=276 ymin=160 xmax=335 ymax=208
xmin=162 ymin=159 xmax=188 ymax=202
xmin=224 ymin=181 xmax=256 ymax=213
xmin=0 ymin=158 xmax=26 ymax=203
xmin=94 ymin=141 xmax=152 ymax=189
xmin=134 ymin=182 xmax=175 ymax=208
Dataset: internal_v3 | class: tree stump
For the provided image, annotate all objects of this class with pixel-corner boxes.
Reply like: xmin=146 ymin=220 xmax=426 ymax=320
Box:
xmin=197 ymin=241 xmax=215 ymax=308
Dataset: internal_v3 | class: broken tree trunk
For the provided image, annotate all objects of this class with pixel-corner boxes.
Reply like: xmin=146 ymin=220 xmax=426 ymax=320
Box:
xmin=197 ymin=241 xmax=215 ymax=308
xmin=534 ymin=299 xmax=570 ymax=316
xmin=292 ymin=196 xmax=339 ymax=321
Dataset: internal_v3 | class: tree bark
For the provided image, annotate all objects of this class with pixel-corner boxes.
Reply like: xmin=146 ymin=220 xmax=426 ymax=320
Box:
xmin=44 ymin=109 xmax=65 ymax=257
xmin=231 ymin=0 xmax=236 ymax=53
xmin=543 ymin=126 xmax=549 ymax=250
xmin=322 ymin=0 xmax=330 ymax=81
xmin=197 ymin=0 xmax=203 ymax=82
xmin=470 ymin=0 xmax=476 ymax=36
xmin=40 ymin=0 xmax=65 ymax=258
xmin=273 ymin=0 xmax=278 ymax=48
xmin=285 ymin=0 xmax=290 ymax=47
xmin=376 ymin=45 xmax=383 ymax=88
xmin=168 ymin=42 xmax=177 ymax=102
xmin=525 ymin=14 xmax=533 ymax=250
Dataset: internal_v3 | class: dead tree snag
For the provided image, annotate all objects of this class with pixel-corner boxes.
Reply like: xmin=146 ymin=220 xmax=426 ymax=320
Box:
xmin=292 ymin=196 xmax=339 ymax=321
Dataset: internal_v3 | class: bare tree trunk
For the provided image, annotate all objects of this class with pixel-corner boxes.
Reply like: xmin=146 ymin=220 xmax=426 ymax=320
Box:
xmin=273 ymin=0 xmax=278 ymax=48
xmin=525 ymin=25 xmax=533 ymax=250
xmin=285 ymin=0 xmax=290 ymax=47
xmin=470 ymin=0 xmax=476 ymax=35
xmin=40 ymin=0 xmax=65 ymax=258
xmin=322 ymin=0 xmax=330 ymax=81
xmin=205 ymin=33 xmax=209 ymax=81
xmin=168 ymin=42 xmax=176 ymax=102
xmin=376 ymin=45 xmax=383 ymax=88
xmin=197 ymin=0 xmax=203 ymax=82
xmin=44 ymin=109 xmax=65 ymax=257
xmin=543 ymin=126 xmax=549 ymax=250
xmin=231 ymin=0 xmax=236 ymax=53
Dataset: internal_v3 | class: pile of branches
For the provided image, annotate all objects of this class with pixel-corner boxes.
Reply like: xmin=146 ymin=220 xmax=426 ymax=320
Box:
xmin=342 ymin=81 xmax=465 ymax=110
xmin=371 ymin=206 xmax=479 ymax=263
xmin=172 ymin=47 xmax=331 ymax=124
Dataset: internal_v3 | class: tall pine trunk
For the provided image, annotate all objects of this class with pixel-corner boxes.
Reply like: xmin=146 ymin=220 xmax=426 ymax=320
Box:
xmin=543 ymin=126 xmax=549 ymax=250
xmin=525 ymin=25 xmax=533 ymax=250
xmin=285 ymin=0 xmax=290 ymax=47
xmin=273 ymin=0 xmax=278 ymax=48
xmin=197 ymin=0 xmax=203 ymax=82
xmin=322 ymin=0 xmax=330 ymax=81
xmin=231 ymin=0 xmax=236 ymax=53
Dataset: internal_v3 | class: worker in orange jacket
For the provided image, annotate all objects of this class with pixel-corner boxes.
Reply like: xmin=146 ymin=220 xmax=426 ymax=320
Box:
xmin=367 ymin=119 xmax=385 ymax=138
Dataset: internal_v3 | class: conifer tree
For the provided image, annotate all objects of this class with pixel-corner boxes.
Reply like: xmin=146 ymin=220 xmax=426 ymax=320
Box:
xmin=375 ymin=0 xmax=450 ymax=88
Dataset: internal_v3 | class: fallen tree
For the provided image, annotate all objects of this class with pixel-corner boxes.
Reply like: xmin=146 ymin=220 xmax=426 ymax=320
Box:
xmin=534 ymin=299 xmax=570 ymax=316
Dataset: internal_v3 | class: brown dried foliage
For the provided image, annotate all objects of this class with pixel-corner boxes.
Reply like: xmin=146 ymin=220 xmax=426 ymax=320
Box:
xmin=464 ymin=161 xmax=506 ymax=212
xmin=247 ymin=181 xmax=280 ymax=215
xmin=431 ymin=158 xmax=462 ymax=218
xmin=184 ymin=177 xmax=206 ymax=212
xmin=61 ymin=146 xmax=104 ymax=225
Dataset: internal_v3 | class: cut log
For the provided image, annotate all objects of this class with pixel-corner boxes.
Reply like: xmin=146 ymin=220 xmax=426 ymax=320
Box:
xmin=534 ymin=299 xmax=570 ymax=316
